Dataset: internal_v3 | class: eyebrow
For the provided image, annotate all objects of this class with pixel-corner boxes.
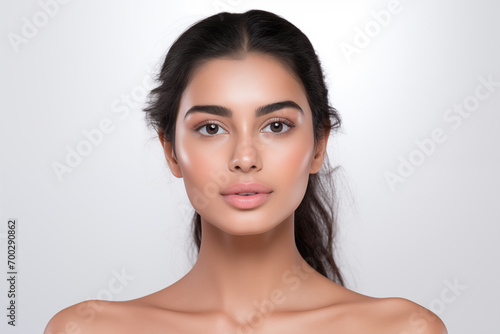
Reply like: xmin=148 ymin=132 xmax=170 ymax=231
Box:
xmin=183 ymin=100 xmax=303 ymax=119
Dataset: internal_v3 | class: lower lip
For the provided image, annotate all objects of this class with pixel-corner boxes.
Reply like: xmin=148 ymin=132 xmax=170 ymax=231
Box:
xmin=222 ymin=193 xmax=272 ymax=209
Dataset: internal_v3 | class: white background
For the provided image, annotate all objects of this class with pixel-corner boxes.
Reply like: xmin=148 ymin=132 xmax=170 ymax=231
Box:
xmin=1 ymin=0 xmax=499 ymax=333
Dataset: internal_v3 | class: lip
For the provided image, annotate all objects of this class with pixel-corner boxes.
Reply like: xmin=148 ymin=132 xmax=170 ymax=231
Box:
xmin=221 ymin=182 xmax=273 ymax=209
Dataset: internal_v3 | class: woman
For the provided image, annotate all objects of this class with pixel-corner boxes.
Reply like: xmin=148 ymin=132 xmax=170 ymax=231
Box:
xmin=45 ymin=9 xmax=447 ymax=333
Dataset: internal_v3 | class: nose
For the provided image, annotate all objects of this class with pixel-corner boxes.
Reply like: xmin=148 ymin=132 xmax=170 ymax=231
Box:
xmin=229 ymin=137 xmax=262 ymax=173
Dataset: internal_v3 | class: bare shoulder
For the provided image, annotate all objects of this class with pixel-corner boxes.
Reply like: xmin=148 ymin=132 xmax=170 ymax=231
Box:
xmin=44 ymin=295 xmax=190 ymax=333
xmin=371 ymin=297 xmax=447 ymax=333
xmin=330 ymin=292 xmax=448 ymax=334
xmin=44 ymin=299 xmax=134 ymax=334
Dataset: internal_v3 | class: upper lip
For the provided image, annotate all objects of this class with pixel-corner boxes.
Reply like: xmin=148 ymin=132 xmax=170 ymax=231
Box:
xmin=221 ymin=182 xmax=273 ymax=195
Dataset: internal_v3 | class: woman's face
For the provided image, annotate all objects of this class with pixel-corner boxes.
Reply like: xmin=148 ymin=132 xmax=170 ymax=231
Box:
xmin=161 ymin=52 xmax=328 ymax=235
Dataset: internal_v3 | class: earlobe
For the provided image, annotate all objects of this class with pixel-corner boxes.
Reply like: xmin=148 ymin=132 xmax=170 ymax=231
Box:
xmin=158 ymin=132 xmax=183 ymax=178
xmin=309 ymin=130 xmax=330 ymax=174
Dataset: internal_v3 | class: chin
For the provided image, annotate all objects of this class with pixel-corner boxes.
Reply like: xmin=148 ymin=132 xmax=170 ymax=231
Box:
xmin=219 ymin=224 xmax=278 ymax=236
xmin=203 ymin=212 xmax=287 ymax=236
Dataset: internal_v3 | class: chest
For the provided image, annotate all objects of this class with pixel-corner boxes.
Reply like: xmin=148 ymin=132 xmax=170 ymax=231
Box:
xmin=119 ymin=307 xmax=358 ymax=334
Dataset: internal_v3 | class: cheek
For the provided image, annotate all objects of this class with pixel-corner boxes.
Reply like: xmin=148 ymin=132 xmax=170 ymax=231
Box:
xmin=175 ymin=133 xmax=228 ymax=211
xmin=264 ymin=134 xmax=314 ymax=197
xmin=178 ymin=148 xmax=209 ymax=185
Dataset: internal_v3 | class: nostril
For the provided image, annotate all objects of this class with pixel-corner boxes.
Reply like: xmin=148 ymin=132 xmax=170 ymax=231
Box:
xmin=229 ymin=150 xmax=261 ymax=172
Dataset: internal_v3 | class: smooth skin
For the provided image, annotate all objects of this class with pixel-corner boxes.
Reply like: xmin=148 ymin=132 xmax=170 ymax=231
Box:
xmin=45 ymin=53 xmax=447 ymax=333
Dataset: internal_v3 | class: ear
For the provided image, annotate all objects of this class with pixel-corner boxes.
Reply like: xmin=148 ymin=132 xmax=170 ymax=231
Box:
xmin=158 ymin=131 xmax=183 ymax=178
xmin=309 ymin=129 xmax=330 ymax=174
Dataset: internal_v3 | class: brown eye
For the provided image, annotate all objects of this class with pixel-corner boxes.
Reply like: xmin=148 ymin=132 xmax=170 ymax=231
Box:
xmin=262 ymin=120 xmax=293 ymax=134
xmin=270 ymin=122 xmax=283 ymax=133
xmin=198 ymin=123 xmax=227 ymax=136
xmin=206 ymin=124 xmax=219 ymax=134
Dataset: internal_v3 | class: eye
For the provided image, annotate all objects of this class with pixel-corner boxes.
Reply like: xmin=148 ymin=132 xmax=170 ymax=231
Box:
xmin=261 ymin=119 xmax=294 ymax=134
xmin=197 ymin=122 xmax=228 ymax=136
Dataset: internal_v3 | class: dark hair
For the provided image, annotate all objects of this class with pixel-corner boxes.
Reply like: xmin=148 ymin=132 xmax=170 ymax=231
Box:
xmin=144 ymin=9 xmax=344 ymax=285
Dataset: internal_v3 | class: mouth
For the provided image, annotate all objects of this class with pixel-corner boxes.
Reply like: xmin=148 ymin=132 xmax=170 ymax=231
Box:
xmin=220 ymin=182 xmax=273 ymax=209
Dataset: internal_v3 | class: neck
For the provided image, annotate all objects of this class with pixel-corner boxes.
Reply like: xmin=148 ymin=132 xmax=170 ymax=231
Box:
xmin=180 ymin=213 xmax=314 ymax=319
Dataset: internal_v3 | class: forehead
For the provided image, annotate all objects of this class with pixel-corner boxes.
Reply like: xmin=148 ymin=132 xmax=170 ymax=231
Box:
xmin=178 ymin=53 xmax=309 ymax=116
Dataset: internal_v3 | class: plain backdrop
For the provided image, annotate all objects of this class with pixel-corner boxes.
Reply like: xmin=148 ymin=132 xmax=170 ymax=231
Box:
xmin=1 ymin=0 xmax=499 ymax=332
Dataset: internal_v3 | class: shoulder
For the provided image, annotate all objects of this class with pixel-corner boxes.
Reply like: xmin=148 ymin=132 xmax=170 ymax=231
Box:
xmin=299 ymin=279 xmax=447 ymax=333
xmin=342 ymin=296 xmax=448 ymax=334
xmin=44 ymin=300 xmax=130 ymax=334
xmin=388 ymin=297 xmax=448 ymax=333
xmin=300 ymin=275 xmax=447 ymax=333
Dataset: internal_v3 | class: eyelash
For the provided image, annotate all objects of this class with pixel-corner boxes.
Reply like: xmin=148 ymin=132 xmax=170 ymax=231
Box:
xmin=194 ymin=117 xmax=295 ymax=137
xmin=194 ymin=121 xmax=224 ymax=136
xmin=262 ymin=118 xmax=296 ymax=134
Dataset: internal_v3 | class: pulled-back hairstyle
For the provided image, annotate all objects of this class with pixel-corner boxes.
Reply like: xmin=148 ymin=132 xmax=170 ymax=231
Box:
xmin=144 ymin=9 xmax=344 ymax=285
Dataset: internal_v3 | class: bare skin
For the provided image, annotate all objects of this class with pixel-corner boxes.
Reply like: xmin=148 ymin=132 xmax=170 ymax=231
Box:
xmin=45 ymin=53 xmax=447 ymax=334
